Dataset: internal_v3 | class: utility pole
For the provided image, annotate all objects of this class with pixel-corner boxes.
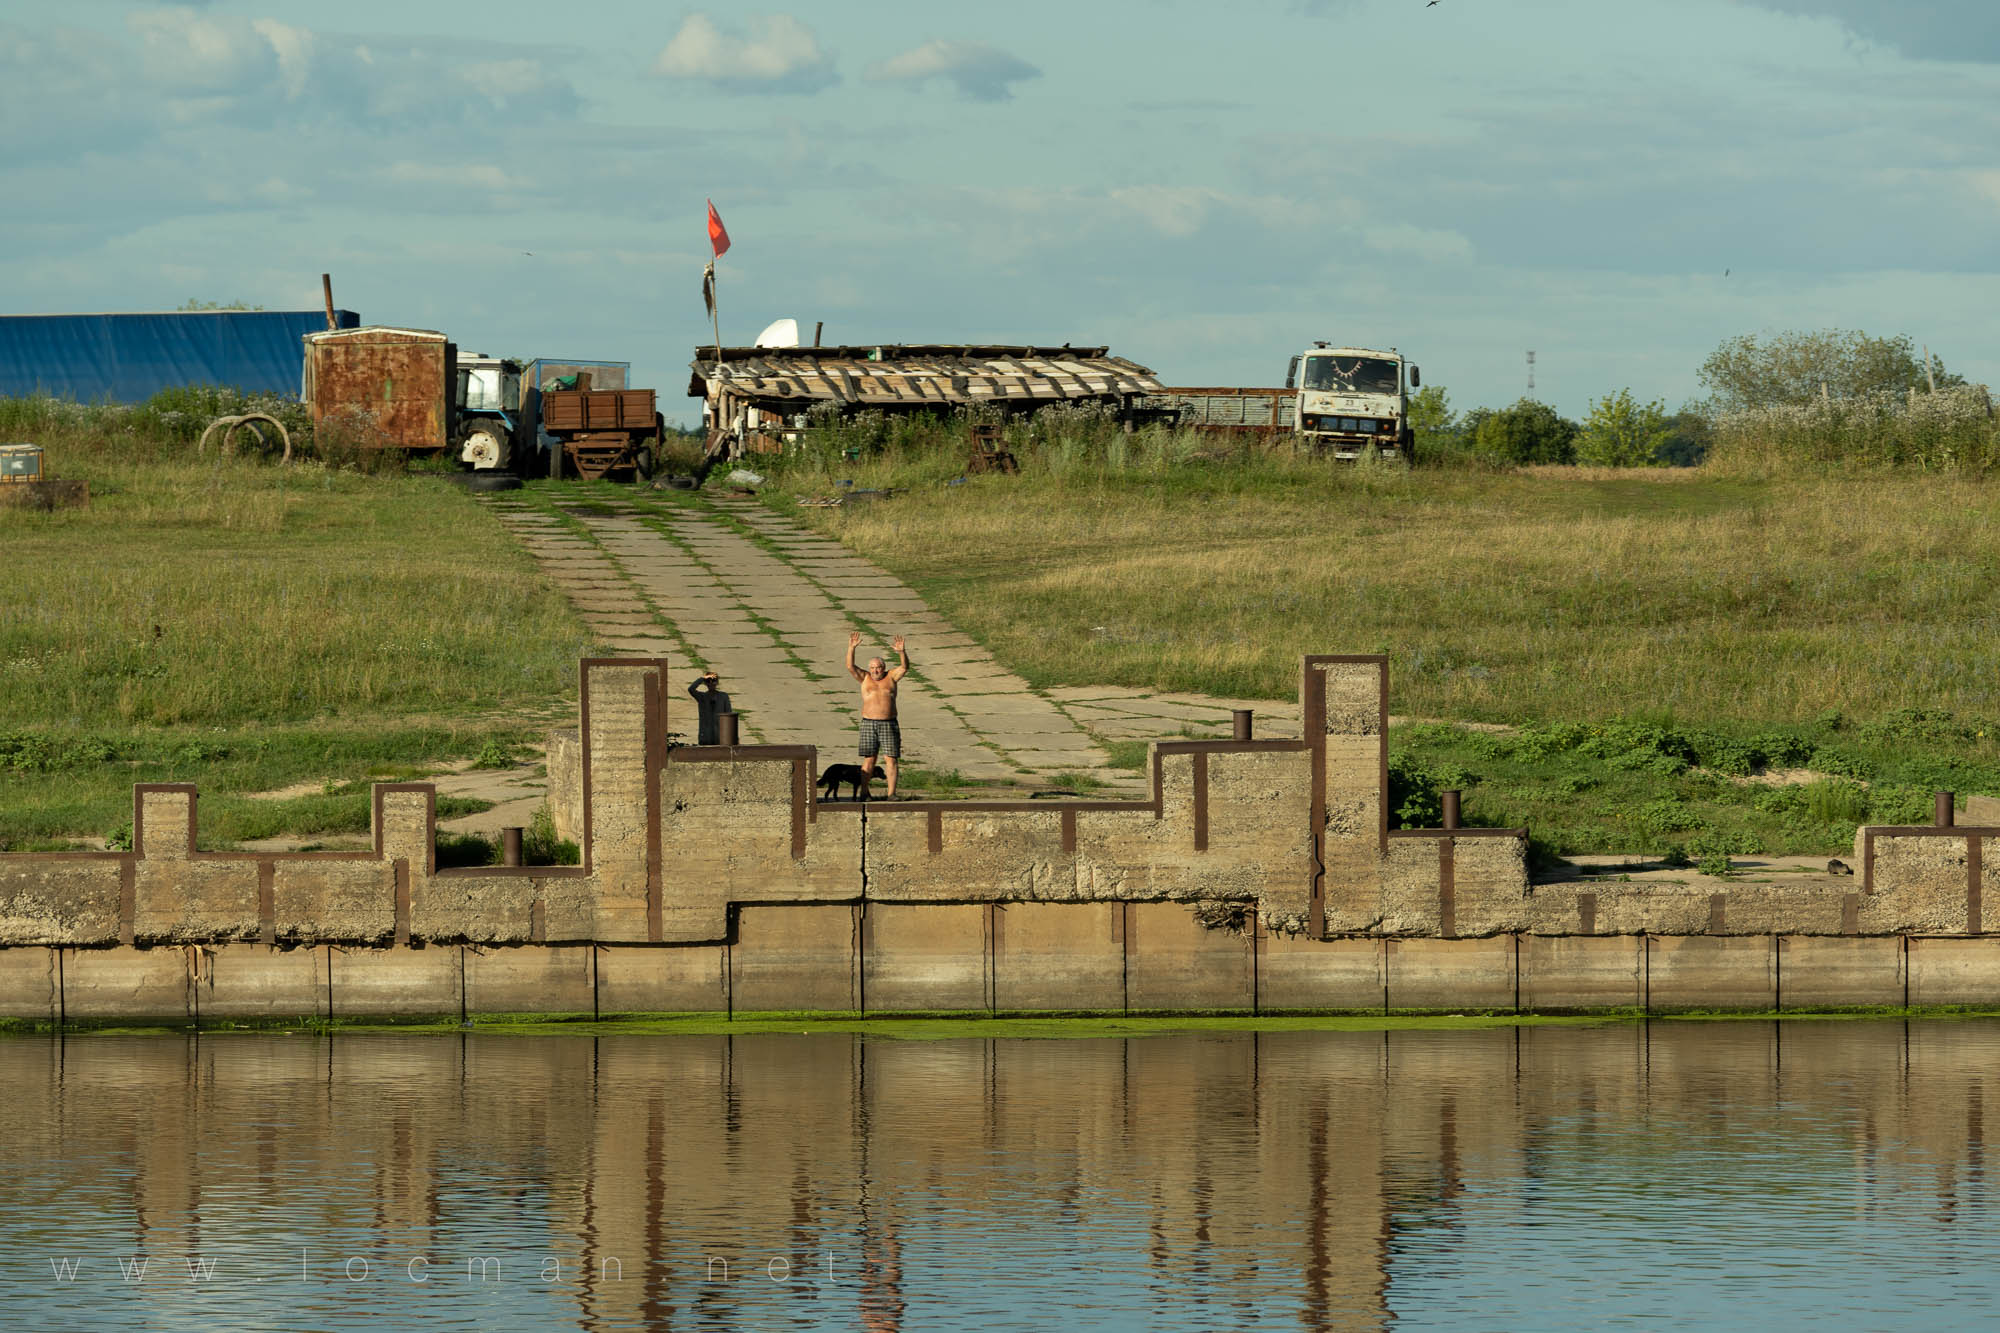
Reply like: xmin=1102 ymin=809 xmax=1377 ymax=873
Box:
xmin=1526 ymin=350 xmax=1536 ymax=400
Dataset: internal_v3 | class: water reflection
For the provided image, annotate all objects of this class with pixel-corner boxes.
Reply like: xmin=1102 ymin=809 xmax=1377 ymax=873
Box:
xmin=2 ymin=1020 xmax=1996 ymax=1330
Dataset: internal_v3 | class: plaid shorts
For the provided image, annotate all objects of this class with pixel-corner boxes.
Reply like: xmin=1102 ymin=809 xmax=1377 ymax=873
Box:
xmin=858 ymin=717 xmax=901 ymax=759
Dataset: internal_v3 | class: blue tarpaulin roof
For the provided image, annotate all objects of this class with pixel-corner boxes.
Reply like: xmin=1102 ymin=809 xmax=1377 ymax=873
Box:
xmin=0 ymin=310 xmax=361 ymax=403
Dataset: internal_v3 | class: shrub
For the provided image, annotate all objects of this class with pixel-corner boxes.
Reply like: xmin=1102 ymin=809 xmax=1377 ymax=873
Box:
xmin=522 ymin=804 xmax=580 ymax=866
xmin=1576 ymin=388 xmax=1671 ymax=467
xmin=1470 ymin=398 xmax=1579 ymax=465
xmin=435 ymin=831 xmax=496 ymax=868
xmin=1638 ymin=799 xmax=1705 ymax=836
xmin=1387 ymin=752 xmax=1443 ymax=828
xmin=1686 ymin=831 xmax=1753 ymax=876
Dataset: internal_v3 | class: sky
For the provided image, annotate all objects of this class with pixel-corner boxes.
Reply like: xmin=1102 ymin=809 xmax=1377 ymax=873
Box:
xmin=5 ymin=0 xmax=1999 ymax=422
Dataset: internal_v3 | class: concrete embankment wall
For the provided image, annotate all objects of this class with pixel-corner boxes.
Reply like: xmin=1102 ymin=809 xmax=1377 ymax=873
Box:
xmin=1 ymin=655 xmax=1995 ymax=1019
xmin=10 ymin=928 xmax=2000 ymax=1023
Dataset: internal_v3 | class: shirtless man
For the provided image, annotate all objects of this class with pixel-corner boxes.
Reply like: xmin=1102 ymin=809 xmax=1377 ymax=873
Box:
xmin=846 ymin=631 xmax=908 ymax=797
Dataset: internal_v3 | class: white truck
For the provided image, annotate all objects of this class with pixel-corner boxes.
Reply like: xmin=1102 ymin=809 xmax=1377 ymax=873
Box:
xmin=1136 ymin=343 xmax=1420 ymax=461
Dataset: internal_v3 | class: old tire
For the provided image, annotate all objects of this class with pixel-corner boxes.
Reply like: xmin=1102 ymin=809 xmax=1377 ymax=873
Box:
xmin=199 ymin=412 xmax=293 ymax=465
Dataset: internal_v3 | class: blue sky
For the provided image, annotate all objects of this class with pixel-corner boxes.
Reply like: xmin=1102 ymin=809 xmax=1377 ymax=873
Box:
xmin=6 ymin=0 xmax=1998 ymax=422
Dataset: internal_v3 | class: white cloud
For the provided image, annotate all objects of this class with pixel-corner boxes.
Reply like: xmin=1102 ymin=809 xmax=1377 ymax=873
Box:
xmin=653 ymin=13 xmax=837 ymax=94
xmin=383 ymin=162 xmax=524 ymax=192
xmin=865 ymin=39 xmax=1039 ymax=102
xmin=122 ymin=7 xmax=577 ymax=127
xmin=1360 ymin=223 xmax=1475 ymax=265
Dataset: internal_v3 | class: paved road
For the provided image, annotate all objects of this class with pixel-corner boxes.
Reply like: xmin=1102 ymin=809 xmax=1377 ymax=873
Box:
xmin=493 ymin=494 xmax=1289 ymax=792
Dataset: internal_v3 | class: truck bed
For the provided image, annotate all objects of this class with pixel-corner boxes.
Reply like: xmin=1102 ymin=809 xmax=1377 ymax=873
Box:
xmin=1133 ymin=387 xmax=1295 ymax=434
xmin=541 ymin=388 xmax=657 ymax=435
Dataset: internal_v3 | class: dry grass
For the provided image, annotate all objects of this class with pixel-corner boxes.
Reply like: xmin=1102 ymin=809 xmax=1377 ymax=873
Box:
xmin=793 ymin=464 xmax=2000 ymax=727
xmin=0 ymin=414 xmax=593 ymax=845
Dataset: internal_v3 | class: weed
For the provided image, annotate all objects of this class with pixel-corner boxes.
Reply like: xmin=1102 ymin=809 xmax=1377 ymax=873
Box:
xmin=436 ymin=832 xmax=496 ymax=869
xmin=523 ymin=804 xmax=580 ymax=866
xmin=470 ymin=737 xmax=517 ymax=770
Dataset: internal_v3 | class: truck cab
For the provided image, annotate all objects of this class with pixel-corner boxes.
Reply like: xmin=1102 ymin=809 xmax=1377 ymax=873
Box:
xmin=1286 ymin=345 xmax=1417 ymax=461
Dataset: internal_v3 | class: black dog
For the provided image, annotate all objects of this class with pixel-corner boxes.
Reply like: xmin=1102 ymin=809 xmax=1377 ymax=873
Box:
xmin=816 ymin=763 xmax=875 ymax=801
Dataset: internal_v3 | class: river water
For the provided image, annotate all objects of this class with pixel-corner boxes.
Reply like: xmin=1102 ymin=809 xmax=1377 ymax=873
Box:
xmin=3 ymin=1019 xmax=1995 ymax=1330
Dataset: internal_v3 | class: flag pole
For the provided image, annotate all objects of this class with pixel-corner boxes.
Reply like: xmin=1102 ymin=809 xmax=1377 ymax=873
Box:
xmin=711 ymin=262 xmax=723 ymax=369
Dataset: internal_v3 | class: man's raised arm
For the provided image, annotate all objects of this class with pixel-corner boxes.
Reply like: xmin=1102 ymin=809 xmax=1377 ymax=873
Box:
xmin=889 ymin=635 xmax=910 ymax=680
xmin=846 ymin=630 xmax=866 ymax=681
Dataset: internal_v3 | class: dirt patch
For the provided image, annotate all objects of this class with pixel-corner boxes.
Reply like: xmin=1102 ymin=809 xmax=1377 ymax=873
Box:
xmin=1716 ymin=767 xmax=1849 ymax=788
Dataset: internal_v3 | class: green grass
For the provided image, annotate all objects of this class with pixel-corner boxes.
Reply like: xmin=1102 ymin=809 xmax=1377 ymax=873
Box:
xmin=0 ymin=398 xmax=593 ymax=846
xmin=1391 ymin=716 xmax=1997 ymax=861
xmin=760 ymin=438 xmax=2000 ymax=855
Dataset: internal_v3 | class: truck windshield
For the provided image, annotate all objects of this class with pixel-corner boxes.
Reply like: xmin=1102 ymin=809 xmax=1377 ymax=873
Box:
xmin=1302 ymin=356 xmax=1399 ymax=395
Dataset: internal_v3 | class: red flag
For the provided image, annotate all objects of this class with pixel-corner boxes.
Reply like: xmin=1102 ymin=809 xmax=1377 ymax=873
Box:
xmin=706 ymin=199 xmax=731 ymax=258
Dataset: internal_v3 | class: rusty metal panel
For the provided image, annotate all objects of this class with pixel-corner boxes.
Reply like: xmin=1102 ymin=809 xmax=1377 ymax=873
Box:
xmin=304 ymin=328 xmax=451 ymax=450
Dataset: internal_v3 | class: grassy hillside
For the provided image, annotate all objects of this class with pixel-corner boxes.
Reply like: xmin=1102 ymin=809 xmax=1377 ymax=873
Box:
xmin=764 ymin=437 xmax=2000 ymax=859
xmin=0 ymin=398 xmax=590 ymax=850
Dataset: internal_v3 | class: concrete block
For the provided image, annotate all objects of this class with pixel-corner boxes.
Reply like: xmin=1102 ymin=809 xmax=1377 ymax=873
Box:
xmin=197 ymin=942 xmax=326 ymax=1020
xmin=1124 ymin=901 xmax=1252 ymax=1012
xmin=63 ymin=945 xmax=190 ymax=1021
xmin=731 ymin=905 xmax=857 ymax=1013
xmin=133 ymin=859 xmax=260 ymax=943
xmin=0 ymin=860 xmax=121 ymax=945
xmin=1871 ymin=834 xmax=1972 ymax=933
xmin=1258 ymin=934 xmax=1383 ymax=1011
xmin=0 ymin=946 xmax=55 ymax=1021
xmin=866 ymin=810 xmax=1073 ymax=902
xmin=1909 ymin=936 xmax=2000 ymax=1008
xmin=329 ymin=944 xmax=461 ymax=1018
xmin=1520 ymin=935 xmax=1641 ymax=1013
xmin=1777 ymin=935 xmax=1904 ymax=1010
xmin=1645 ymin=935 xmax=1774 ymax=1013
xmin=596 ymin=944 xmax=729 ymax=1014
xmin=863 ymin=904 xmax=988 ymax=1012
xmin=993 ymin=902 xmax=1125 ymax=1012
xmin=1386 ymin=937 xmax=1515 ymax=1012
xmin=467 ymin=944 xmax=594 ymax=1015
xmin=273 ymin=861 xmax=396 ymax=944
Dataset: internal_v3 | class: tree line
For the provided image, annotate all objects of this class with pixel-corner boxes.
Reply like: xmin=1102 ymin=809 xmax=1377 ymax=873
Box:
xmin=1413 ymin=329 xmax=1970 ymax=467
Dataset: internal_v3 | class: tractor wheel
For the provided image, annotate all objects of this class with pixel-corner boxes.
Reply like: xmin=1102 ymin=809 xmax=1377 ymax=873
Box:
xmin=459 ymin=421 xmax=510 ymax=471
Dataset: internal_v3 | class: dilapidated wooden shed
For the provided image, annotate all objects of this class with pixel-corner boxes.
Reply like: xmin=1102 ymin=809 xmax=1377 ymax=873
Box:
xmin=688 ymin=344 xmax=1164 ymax=455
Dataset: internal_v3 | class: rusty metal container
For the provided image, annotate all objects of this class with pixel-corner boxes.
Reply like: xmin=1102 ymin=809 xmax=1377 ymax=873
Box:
xmin=302 ymin=327 xmax=455 ymax=451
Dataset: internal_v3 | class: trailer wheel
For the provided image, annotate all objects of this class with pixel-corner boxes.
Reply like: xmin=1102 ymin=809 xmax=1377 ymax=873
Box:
xmin=634 ymin=441 xmax=657 ymax=482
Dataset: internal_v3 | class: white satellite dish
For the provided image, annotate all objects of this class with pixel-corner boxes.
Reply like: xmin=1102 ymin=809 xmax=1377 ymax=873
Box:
xmin=753 ymin=318 xmax=801 ymax=348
